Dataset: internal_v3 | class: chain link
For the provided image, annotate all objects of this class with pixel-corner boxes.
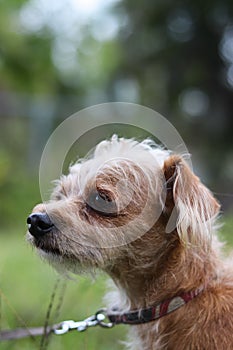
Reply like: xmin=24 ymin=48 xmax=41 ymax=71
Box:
xmin=54 ymin=309 xmax=114 ymax=335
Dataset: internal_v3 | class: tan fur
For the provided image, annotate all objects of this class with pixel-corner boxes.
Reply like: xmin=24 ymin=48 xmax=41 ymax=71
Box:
xmin=27 ymin=136 xmax=233 ymax=349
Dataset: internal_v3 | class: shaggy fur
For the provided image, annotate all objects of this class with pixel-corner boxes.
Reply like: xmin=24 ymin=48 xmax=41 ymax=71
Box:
xmin=27 ymin=136 xmax=233 ymax=349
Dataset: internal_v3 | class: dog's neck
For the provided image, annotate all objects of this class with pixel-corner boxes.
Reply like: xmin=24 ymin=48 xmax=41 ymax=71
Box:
xmin=107 ymin=240 xmax=215 ymax=310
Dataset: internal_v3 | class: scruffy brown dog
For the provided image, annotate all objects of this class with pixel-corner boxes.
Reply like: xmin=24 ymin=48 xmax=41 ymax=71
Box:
xmin=27 ymin=136 xmax=233 ymax=349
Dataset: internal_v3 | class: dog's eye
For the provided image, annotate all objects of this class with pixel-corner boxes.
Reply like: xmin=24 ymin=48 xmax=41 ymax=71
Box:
xmin=87 ymin=191 xmax=118 ymax=217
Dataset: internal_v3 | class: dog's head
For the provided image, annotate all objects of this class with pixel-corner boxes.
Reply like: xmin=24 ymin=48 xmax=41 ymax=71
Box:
xmin=27 ymin=136 xmax=220 ymax=274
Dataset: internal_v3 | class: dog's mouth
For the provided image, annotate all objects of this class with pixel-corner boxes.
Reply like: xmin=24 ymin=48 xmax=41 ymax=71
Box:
xmin=27 ymin=224 xmax=81 ymax=264
xmin=27 ymin=228 xmax=93 ymax=275
xmin=27 ymin=228 xmax=61 ymax=255
xmin=26 ymin=212 xmax=63 ymax=255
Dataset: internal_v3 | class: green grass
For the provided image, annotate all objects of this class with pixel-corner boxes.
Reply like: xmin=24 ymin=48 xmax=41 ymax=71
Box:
xmin=219 ymin=215 xmax=233 ymax=249
xmin=0 ymin=216 xmax=232 ymax=349
xmin=0 ymin=229 xmax=126 ymax=350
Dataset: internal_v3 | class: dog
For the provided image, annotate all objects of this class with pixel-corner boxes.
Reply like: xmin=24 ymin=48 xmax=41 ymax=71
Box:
xmin=27 ymin=136 xmax=233 ymax=349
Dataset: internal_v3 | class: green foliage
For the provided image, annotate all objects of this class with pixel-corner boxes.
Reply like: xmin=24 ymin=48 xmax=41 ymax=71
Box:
xmin=219 ymin=215 xmax=233 ymax=248
xmin=0 ymin=117 xmax=40 ymax=228
xmin=0 ymin=1 xmax=54 ymax=93
xmin=0 ymin=174 xmax=40 ymax=228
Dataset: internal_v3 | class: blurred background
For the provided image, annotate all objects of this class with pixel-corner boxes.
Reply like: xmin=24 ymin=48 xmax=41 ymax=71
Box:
xmin=0 ymin=0 xmax=232 ymax=349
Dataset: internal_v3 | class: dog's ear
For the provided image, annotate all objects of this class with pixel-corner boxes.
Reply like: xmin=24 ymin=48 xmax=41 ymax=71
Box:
xmin=163 ymin=155 xmax=220 ymax=245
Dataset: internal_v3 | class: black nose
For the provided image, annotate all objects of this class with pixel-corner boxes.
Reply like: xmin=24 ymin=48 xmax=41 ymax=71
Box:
xmin=27 ymin=213 xmax=54 ymax=238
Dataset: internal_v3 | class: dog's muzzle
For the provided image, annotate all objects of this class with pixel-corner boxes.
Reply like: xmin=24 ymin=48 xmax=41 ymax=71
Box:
xmin=27 ymin=213 xmax=54 ymax=238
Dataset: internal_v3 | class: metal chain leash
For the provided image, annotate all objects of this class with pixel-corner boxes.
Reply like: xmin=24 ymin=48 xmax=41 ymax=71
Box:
xmin=0 ymin=308 xmax=114 ymax=341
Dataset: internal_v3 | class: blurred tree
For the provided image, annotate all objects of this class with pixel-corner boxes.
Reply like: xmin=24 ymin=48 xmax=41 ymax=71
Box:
xmin=0 ymin=0 xmax=122 ymax=227
xmin=112 ymin=0 xmax=233 ymax=206
xmin=0 ymin=0 xmax=232 ymax=215
xmin=0 ymin=1 xmax=54 ymax=94
xmin=0 ymin=0 xmax=121 ymax=102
